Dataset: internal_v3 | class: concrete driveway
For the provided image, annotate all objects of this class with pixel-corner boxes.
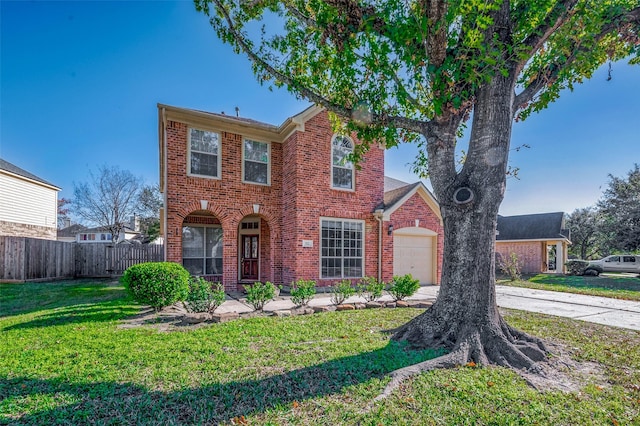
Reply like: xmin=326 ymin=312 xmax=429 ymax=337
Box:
xmin=413 ymin=285 xmax=640 ymax=331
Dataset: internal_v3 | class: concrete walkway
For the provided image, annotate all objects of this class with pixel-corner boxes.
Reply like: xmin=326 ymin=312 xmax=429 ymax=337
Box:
xmin=218 ymin=285 xmax=640 ymax=331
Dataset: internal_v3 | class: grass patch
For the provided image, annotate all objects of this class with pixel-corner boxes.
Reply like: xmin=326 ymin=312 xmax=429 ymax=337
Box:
xmin=1 ymin=280 xmax=639 ymax=425
xmin=499 ymin=273 xmax=640 ymax=301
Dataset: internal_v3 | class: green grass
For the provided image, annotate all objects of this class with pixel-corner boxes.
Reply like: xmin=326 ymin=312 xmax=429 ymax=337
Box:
xmin=1 ymin=280 xmax=639 ymax=425
xmin=499 ymin=273 xmax=640 ymax=301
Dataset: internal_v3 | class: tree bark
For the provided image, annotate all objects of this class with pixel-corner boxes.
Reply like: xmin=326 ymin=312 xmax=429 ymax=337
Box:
xmin=379 ymin=56 xmax=550 ymax=400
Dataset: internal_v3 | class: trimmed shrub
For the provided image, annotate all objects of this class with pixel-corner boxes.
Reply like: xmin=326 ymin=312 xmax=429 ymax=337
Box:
xmin=290 ymin=279 xmax=316 ymax=307
xmin=565 ymin=259 xmax=590 ymax=276
xmin=183 ymin=277 xmax=226 ymax=313
xmin=330 ymin=279 xmax=356 ymax=305
xmin=121 ymin=262 xmax=190 ymax=311
xmin=388 ymin=274 xmax=420 ymax=301
xmin=498 ymin=252 xmax=522 ymax=281
xmin=357 ymin=276 xmax=385 ymax=302
xmin=244 ymin=281 xmax=278 ymax=311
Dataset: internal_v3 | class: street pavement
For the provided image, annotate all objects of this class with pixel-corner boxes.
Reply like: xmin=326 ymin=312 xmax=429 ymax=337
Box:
xmin=217 ymin=284 xmax=640 ymax=331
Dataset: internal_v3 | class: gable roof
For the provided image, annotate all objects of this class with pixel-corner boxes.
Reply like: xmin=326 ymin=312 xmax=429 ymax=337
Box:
xmin=0 ymin=158 xmax=60 ymax=190
xmin=380 ymin=176 xmax=441 ymax=222
xmin=496 ymin=212 xmax=570 ymax=242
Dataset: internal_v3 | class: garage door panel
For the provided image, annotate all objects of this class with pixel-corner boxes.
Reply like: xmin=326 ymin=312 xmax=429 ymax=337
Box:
xmin=393 ymin=233 xmax=434 ymax=285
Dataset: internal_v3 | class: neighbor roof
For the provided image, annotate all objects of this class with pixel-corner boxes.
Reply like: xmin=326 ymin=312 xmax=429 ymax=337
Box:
xmin=496 ymin=212 xmax=570 ymax=241
xmin=0 ymin=158 xmax=60 ymax=190
xmin=56 ymin=224 xmax=87 ymax=238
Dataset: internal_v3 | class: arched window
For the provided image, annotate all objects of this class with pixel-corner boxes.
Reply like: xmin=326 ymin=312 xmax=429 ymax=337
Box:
xmin=331 ymin=135 xmax=354 ymax=190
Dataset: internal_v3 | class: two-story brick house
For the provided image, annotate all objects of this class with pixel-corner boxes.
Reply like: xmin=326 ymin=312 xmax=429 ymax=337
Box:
xmin=158 ymin=104 xmax=444 ymax=291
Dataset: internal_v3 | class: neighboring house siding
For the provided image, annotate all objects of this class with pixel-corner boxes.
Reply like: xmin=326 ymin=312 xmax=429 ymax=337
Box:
xmin=495 ymin=241 xmax=544 ymax=274
xmin=0 ymin=172 xmax=57 ymax=240
xmin=386 ymin=192 xmax=444 ymax=284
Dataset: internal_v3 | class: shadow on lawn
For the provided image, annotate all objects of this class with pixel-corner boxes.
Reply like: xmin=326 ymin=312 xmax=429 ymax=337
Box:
xmin=1 ymin=301 xmax=139 ymax=331
xmin=0 ymin=279 xmax=128 ymax=318
xmin=1 ymin=343 xmax=441 ymax=425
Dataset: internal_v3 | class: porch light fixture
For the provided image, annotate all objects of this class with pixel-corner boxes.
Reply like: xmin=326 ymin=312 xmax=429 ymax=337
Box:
xmin=388 ymin=224 xmax=394 ymax=235
xmin=200 ymin=200 xmax=208 ymax=210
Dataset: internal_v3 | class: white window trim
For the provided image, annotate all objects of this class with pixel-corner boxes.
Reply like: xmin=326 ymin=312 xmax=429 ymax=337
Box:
xmin=241 ymin=138 xmax=271 ymax=186
xmin=330 ymin=134 xmax=355 ymax=191
xmin=187 ymin=127 xmax=222 ymax=180
xmin=319 ymin=217 xmax=365 ymax=279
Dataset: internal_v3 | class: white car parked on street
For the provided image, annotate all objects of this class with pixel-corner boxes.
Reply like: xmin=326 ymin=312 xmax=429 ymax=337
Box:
xmin=586 ymin=255 xmax=640 ymax=275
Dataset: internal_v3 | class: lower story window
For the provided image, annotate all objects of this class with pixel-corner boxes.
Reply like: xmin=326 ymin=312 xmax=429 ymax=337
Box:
xmin=321 ymin=219 xmax=363 ymax=278
xmin=182 ymin=225 xmax=223 ymax=276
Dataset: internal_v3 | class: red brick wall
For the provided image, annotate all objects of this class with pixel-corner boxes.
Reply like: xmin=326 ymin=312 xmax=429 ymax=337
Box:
xmin=280 ymin=112 xmax=385 ymax=287
xmin=164 ymin=110 xmax=384 ymax=290
xmin=164 ymin=120 xmax=284 ymax=291
xmin=385 ymin=192 xmax=444 ymax=284
xmin=495 ymin=241 xmax=544 ymax=274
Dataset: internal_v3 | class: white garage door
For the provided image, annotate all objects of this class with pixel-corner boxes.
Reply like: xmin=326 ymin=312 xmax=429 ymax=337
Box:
xmin=393 ymin=228 xmax=436 ymax=285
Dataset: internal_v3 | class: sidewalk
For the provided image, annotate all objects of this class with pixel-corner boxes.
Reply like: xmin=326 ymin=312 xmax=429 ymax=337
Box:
xmin=218 ymin=285 xmax=640 ymax=331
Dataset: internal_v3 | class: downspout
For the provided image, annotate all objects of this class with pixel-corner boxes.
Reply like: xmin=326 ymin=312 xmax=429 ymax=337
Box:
xmin=374 ymin=209 xmax=384 ymax=282
xmin=161 ymin=107 xmax=168 ymax=262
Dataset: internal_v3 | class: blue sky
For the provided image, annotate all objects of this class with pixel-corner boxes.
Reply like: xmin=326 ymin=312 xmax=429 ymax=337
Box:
xmin=1 ymin=1 xmax=638 ymax=217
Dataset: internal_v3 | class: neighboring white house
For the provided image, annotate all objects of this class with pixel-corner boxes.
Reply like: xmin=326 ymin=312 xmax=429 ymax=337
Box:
xmin=76 ymin=215 xmax=141 ymax=243
xmin=0 ymin=158 xmax=60 ymax=240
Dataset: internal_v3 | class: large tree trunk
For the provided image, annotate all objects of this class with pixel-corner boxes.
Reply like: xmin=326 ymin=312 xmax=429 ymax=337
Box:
xmin=377 ymin=57 xmax=550 ymax=399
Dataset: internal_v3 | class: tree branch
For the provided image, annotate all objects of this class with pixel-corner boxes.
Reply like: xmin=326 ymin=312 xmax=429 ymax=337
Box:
xmin=513 ymin=6 xmax=640 ymax=113
xmin=210 ymin=0 xmax=431 ymax=134
xmin=515 ymin=0 xmax=580 ymax=74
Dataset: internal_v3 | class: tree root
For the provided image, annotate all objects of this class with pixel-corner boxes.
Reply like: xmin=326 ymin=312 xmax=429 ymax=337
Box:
xmin=374 ymin=318 xmax=556 ymax=402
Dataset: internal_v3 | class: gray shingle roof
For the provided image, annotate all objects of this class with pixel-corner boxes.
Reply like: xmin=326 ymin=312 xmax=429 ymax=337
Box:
xmin=0 ymin=158 xmax=60 ymax=189
xmin=496 ymin=212 xmax=570 ymax=241
xmin=380 ymin=176 xmax=437 ymax=212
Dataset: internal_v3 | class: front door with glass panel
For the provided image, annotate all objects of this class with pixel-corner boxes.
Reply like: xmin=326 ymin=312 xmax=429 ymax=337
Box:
xmin=241 ymin=235 xmax=259 ymax=280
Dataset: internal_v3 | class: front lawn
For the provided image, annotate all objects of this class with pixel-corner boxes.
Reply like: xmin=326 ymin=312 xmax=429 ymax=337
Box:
xmin=499 ymin=273 xmax=640 ymax=301
xmin=1 ymin=280 xmax=639 ymax=425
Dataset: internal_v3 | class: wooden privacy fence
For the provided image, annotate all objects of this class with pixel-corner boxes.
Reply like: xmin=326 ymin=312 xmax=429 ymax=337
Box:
xmin=0 ymin=236 xmax=165 ymax=282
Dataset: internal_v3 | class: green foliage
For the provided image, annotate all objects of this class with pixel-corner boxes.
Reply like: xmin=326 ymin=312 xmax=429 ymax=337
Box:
xmin=183 ymin=277 xmax=226 ymax=313
xmin=330 ymin=279 xmax=356 ymax=305
xmin=196 ymin=0 xmax=639 ymax=172
xmin=357 ymin=276 xmax=386 ymax=302
xmin=289 ymin=279 xmax=316 ymax=307
xmin=121 ymin=262 xmax=190 ymax=311
xmin=597 ymin=164 xmax=640 ymax=253
xmin=566 ymin=207 xmax=606 ymax=260
xmin=498 ymin=252 xmax=522 ymax=281
xmin=564 ymin=259 xmax=590 ymax=276
xmin=388 ymin=274 xmax=421 ymax=301
xmin=244 ymin=281 xmax=279 ymax=311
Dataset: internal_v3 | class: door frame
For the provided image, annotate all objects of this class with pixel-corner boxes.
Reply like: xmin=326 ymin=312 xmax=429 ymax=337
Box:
xmin=238 ymin=217 xmax=261 ymax=281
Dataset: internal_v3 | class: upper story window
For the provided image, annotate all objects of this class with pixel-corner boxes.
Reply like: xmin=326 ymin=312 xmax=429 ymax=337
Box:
xmin=243 ymin=139 xmax=270 ymax=185
xmin=331 ymin=135 xmax=354 ymax=190
xmin=189 ymin=128 xmax=221 ymax=178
